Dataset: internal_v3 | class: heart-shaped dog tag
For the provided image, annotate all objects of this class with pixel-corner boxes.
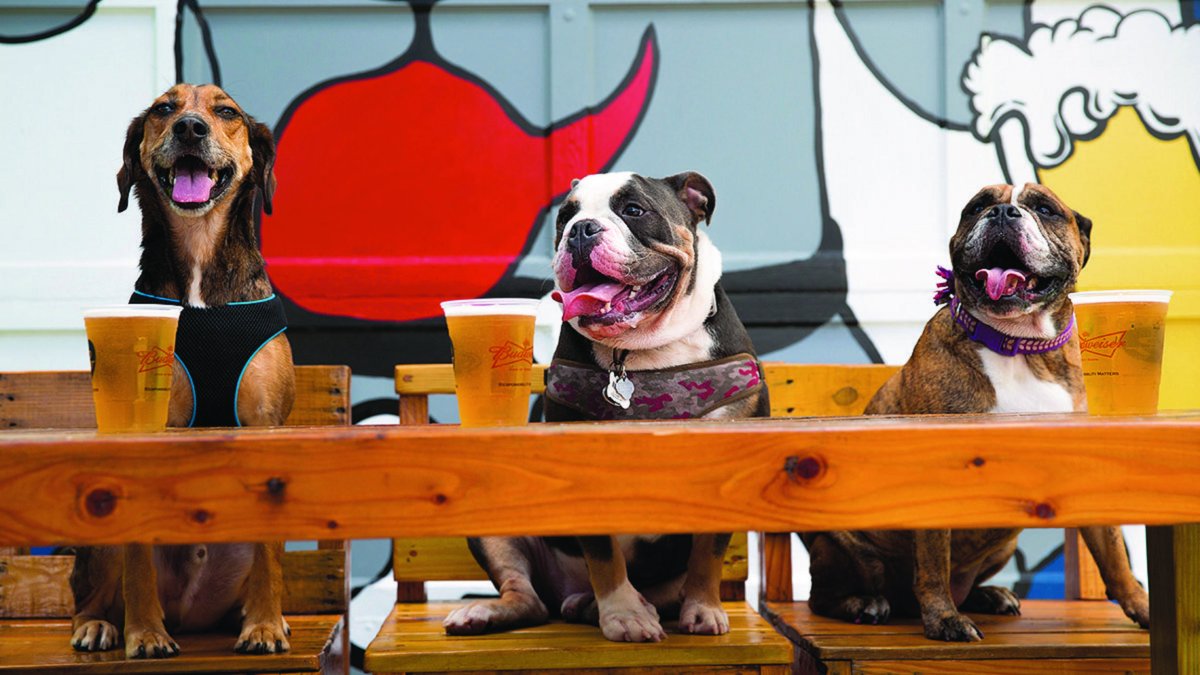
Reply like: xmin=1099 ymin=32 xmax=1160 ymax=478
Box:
xmin=603 ymin=371 xmax=634 ymax=409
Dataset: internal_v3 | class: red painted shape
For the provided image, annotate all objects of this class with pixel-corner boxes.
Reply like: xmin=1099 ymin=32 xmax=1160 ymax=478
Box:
xmin=262 ymin=34 xmax=657 ymax=322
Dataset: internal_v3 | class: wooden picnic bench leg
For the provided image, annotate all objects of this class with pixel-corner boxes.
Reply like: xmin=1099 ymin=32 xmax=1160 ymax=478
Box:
xmin=1148 ymin=523 xmax=1200 ymax=675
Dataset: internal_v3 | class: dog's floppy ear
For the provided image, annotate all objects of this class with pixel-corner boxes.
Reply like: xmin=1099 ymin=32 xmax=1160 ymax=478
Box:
xmin=117 ymin=112 xmax=147 ymax=213
xmin=1074 ymin=210 xmax=1093 ymax=268
xmin=665 ymin=171 xmax=716 ymax=226
xmin=248 ymin=118 xmax=277 ymax=215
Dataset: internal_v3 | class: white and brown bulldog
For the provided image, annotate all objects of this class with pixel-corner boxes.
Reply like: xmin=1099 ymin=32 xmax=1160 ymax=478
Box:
xmin=802 ymin=183 xmax=1150 ymax=641
xmin=444 ymin=171 xmax=768 ymax=642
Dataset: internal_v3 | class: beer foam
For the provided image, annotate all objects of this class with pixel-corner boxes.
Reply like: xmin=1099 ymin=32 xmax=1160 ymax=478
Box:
xmin=83 ymin=305 xmax=183 ymax=319
xmin=1069 ymin=290 xmax=1173 ymax=304
xmin=964 ymin=7 xmax=1200 ymax=168
xmin=441 ymin=299 xmax=540 ymax=317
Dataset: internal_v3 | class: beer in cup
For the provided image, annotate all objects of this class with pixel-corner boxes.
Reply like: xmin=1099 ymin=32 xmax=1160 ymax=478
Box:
xmin=441 ymin=299 xmax=539 ymax=427
xmin=83 ymin=305 xmax=182 ymax=432
xmin=1069 ymin=290 xmax=1171 ymax=416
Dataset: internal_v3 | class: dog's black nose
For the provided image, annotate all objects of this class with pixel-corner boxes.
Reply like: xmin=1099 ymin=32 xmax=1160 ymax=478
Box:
xmin=567 ymin=220 xmax=603 ymax=251
xmin=172 ymin=115 xmax=209 ymax=143
xmin=988 ymin=204 xmax=1022 ymax=222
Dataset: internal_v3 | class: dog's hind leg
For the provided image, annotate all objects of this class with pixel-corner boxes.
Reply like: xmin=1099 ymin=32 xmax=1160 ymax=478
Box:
xmin=913 ymin=529 xmax=982 ymax=642
xmin=444 ymin=537 xmax=550 ymax=635
xmin=805 ymin=532 xmax=892 ymax=626
xmin=123 ymin=544 xmax=180 ymax=658
xmin=236 ymin=541 xmax=290 ymax=653
xmin=70 ymin=546 xmax=123 ymax=652
xmin=1079 ymin=525 xmax=1150 ymax=628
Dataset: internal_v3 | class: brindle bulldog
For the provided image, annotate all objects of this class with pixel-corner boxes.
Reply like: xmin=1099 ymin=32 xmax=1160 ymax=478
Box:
xmin=443 ymin=171 xmax=768 ymax=642
xmin=802 ymin=183 xmax=1150 ymax=642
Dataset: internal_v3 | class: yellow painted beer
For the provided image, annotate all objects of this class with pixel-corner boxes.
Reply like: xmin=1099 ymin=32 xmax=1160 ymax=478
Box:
xmin=83 ymin=305 xmax=182 ymax=432
xmin=442 ymin=299 xmax=539 ymax=427
xmin=1069 ymin=291 xmax=1171 ymax=416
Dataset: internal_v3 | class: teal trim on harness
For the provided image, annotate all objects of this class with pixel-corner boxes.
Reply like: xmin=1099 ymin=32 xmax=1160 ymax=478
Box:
xmin=175 ymin=355 xmax=198 ymax=427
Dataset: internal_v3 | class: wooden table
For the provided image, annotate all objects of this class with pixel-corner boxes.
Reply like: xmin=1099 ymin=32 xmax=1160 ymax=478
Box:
xmin=0 ymin=413 xmax=1197 ymax=673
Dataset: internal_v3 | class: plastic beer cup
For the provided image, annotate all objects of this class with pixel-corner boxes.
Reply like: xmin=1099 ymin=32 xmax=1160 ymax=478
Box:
xmin=441 ymin=299 xmax=539 ymax=427
xmin=83 ymin=305 xmax=182 ymax=432
xmin=1069 ymin=290 xmax=1171 ymax=416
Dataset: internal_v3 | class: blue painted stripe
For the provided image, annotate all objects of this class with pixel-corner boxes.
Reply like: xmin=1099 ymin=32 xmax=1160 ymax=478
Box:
xmin=132 ymin=290 xmax=181 ymax=304
xmin=175 ymin=356 xmax=198 ymax=428
xmin=232 ymin=327 xmax=288 ymax=427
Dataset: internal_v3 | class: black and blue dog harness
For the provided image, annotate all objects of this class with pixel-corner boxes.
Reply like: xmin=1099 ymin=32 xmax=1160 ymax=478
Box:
xmin=130 ymin=290 xmax=288 ymax=427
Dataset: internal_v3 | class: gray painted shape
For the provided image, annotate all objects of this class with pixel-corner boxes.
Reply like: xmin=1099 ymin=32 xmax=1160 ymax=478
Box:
xmin=181 ymin=3 xmax=415 ymax=128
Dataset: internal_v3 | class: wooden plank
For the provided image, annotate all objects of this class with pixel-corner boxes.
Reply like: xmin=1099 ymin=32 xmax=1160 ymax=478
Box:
xmin=286 ymin=366 xmax=351 ymax=427
xmin=0 ymin=366 xmax=347 ymax=431
xmin=763 ymin=364 xmax=899 ymax=418
xmin=854 ymin=659 xmax=1149 ymax=674
xmin=0 ymin=614 xmax=339 ymax=673
xmin=364 ymin=601 xmax=791 ymax=673
xmin=1064 ymin=527 xmax=1107 ymax=600
xmin=393 ymin=667 xmax=788 ymax=675
xmin=764 ymin=600 xmax=1147 ymax=661
xmin=0 ymin=372 xmax=94 ymax=430
xmin=1148 ymin=523 xmax=1200 ymax=675
xmin=396 ymin=364 xmax=549 ymax=396
xmin=0 ymin=550 xmax=344 ymax=618
xmin=1 ymin=414 xmax=1200 ymax=545
xmin=393 ymin=535 xmax=749 ymax=583
xmin=759 ymin=533 xmax=792 ymax=603
xmin=0 ymin=556 xmax=73 ymax=619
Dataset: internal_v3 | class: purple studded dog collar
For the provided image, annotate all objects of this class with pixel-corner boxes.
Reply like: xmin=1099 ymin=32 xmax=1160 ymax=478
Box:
xmin=934 ymin=266 xmax=1075 ymax=356
xmin=545 ymin=353 xmax=764 ymax=420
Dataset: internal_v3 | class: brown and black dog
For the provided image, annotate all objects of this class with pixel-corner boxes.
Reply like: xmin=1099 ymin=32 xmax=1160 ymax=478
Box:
xmin=803 ymin=183 xmax=1149 ymax=642
xmin=69 ymin=84 xmax=295 ymax=659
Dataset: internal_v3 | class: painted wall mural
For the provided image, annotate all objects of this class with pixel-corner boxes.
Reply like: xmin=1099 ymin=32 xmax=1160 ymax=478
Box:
xmin=2 ymin=0 xmax=1197 ymax=671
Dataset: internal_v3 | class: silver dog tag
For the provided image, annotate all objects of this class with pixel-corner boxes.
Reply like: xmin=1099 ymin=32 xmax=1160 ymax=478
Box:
xmin=603 ymin=371 xmax=634 ymax=409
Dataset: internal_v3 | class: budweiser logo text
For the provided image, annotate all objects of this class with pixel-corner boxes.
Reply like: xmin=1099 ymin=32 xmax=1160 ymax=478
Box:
xmin=1080 ymin=331 xmax=1127 ymax=358
xmin=136 ymin=346 xmax=175 ymax=372
xmin=490 ymin=341 xmax=533 ymax=368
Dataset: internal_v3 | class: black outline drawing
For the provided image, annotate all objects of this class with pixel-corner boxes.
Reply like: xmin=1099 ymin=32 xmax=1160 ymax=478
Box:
xmin=0 ymin=0 xmax=99 ymax=44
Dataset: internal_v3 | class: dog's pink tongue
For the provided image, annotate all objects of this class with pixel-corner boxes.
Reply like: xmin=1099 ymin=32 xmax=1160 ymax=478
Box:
xmin=172 ymin=167 xmax=214 ymax=203
xmin=975 ymin=267 xmax=1026 ymax=301
xmin=551 ymin=282 xmax=625 ymax=321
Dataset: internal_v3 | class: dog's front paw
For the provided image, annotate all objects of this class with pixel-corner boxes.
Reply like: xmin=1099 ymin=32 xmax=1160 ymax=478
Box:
xmin=236 ymin=616 xmax=291 ymax=654
xmin=597 ymin=585 xmax=665 ymax=642
xmin=125 ymin=624 xmax=180 ymax=658
xmin=844 ymin=595 xmax=892 ymax=625
xmin=962 ymin=585 xmax=1021 ymax=616
xmin=679 ymin=596 xmax=729 ymax=635
xmin=71 ymin=619 xmax=120 ymax=652
xmin=1115 ymin=585 xmax=1150 ymax=628
xmin=924 ymin=612 xmax=983 ymax=642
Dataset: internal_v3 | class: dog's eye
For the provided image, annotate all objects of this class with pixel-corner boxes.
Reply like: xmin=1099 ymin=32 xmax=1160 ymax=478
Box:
xmin=215 ymin=106 xmax=239 ymax=119
xmin=622 ymin=204 xmax=645 ymax=217
xmin=1036 ymin=204 xmax=1057 ymax=217
xmin=152 ymin=103 xmax=175 ymax=116
xmin=970 ymin=203 xmax=986 ymax=215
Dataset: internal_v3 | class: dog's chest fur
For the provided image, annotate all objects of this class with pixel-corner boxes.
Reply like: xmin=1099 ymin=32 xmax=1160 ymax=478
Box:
xmin=977 ymin=348 xmax=1074 ymax=414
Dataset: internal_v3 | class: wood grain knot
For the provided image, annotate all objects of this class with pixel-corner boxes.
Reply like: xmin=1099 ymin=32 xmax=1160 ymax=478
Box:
xmin=192 ymin=509 xmax=211 ymax=524
xmin=433 ymin=493 xmax=448 ymax=505
xmin=785 ymin=455 xmax=823 ymax=482
xmin=1032 ymin=502 xmax=1056 ymax=520
xmin=85 ymin=489 xmax=117 ymax=518
xmin=326 ymin=520 xmax=339 ymax=530
xmin=266 ymin=477 xmax=287 ymax=500
xmin=971 ymin=457 xmax=986 ymax=467
xmin=832 ymin=387 xmax=859 ymax=407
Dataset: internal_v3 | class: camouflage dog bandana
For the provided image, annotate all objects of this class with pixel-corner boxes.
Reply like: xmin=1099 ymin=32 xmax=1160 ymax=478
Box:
xmin=545 ymin=353 xmax=763 ymax=420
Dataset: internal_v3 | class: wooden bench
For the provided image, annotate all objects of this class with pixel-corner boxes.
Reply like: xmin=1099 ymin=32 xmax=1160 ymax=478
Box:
xmin=363 ymin=363 xmax=795 ymax=675
xmin=757 ymin=364 xmax=1151 ymax=674
xmin=0 ymin=365 xmax=352 ymax=674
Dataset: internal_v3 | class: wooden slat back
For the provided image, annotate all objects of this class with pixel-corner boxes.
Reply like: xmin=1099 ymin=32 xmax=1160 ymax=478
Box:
xmin=396 ymin=363 xmax=547 ymax=396
xmin=0 ymin=549 xmax=346 ymax=619
xmin=0 ymin=366 xmax=351 ymax=429
xmin=764 ymin=363 xmax=900 ymax=418
xmin=392 ymin=534 xmax=749 ymax=584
